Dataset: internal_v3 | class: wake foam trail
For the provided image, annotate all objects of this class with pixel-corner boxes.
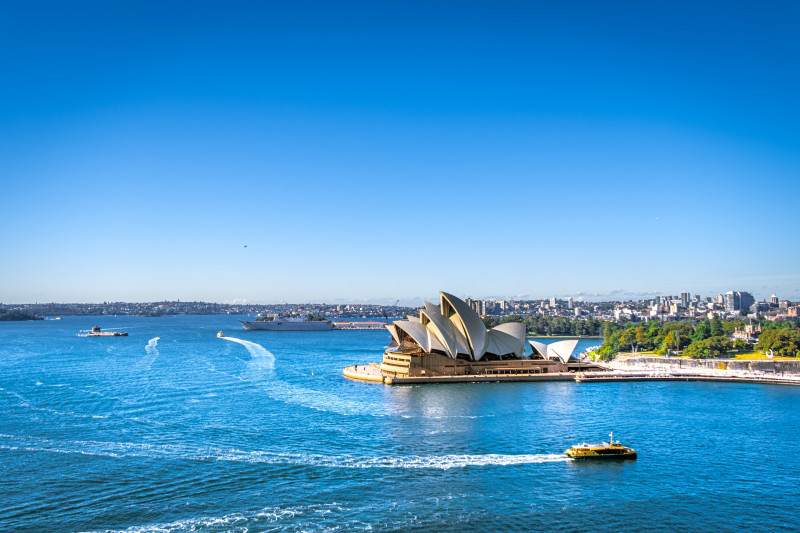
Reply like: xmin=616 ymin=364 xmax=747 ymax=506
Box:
xmin=220 ymin=337 xmax=385 ymax=416
xmin=137 ymin=337 xmax=160 ymax=370
xmin=220 ymin=336 xmax=274 ymax=370
xmin=266 ymin=380 xmax=388 ymax=417
xmin=0 ymin=434 xmax=566 ymax=470
xmin=146 ymin=337 xmax=159 ymax=356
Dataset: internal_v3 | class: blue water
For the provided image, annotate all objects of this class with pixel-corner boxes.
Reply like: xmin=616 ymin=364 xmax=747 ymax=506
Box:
xmin=2 ymin=316 xmax=799 ymax=532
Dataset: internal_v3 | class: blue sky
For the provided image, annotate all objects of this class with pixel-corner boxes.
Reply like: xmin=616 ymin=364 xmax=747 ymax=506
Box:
xmin=1 ymin=1 xmax=798 ymax=304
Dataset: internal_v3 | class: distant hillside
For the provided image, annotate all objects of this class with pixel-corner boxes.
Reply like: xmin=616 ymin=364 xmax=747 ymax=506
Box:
xmin=0 ymin=309 xmax=43 ymax=321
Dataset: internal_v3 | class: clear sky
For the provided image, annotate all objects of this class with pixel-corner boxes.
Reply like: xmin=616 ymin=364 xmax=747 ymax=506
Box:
xmin=1 ymin=1 xmax=799 ymax=304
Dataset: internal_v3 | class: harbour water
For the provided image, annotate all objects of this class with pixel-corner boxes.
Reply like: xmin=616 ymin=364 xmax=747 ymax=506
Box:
xmin=2 ymin=316 xmax=799 ymax=532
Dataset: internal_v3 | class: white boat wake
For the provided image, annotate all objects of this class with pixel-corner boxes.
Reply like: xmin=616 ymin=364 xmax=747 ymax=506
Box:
xmin=0 ymin=433 xmax=566 ymax=470
xmin=136 ymin=337 xmax=160 ymax=370
xmin=220 ymin=336 xmax=387 ymax=416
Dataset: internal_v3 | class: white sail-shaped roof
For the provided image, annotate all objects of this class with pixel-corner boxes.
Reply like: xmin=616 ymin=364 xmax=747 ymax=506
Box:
xmin=420 ymin=306 xmax=462 ymax=359
xmin=547 ymin=339 xmax=579 ymax=363
xmin=441 ymin=291 xmax=488 ymax=359
xmin=427 ymin=329 xmax=446 ymax=353
xmin=488 ymin=322 xmax=526 ymax=358
xmin=484 ymin=329 xmax=519 ymax=360
xmin=386 ymin=323 xmax=401 ymax=345
xmin=528 ymin=340 xmax=548 ymax=358
xmin=393 ymin=320 xmax=430 ymax=352
xmin=528 ymin=339 xmax=579 ymax=362
xmin=388 ymin=292 xmax=528 ymax=362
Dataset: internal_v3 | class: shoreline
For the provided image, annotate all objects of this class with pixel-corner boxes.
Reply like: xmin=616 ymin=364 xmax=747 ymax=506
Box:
xmin=343 ymin=364 xmax=800 ymax=387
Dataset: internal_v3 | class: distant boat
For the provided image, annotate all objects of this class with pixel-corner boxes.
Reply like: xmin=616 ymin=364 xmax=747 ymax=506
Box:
xmin=217 ymin=331 xmax=225 ymax=338
xmin=239 ymin=315 xmax=334 ymax=331
xmin=77 ymin=326 xmax=128 ymax=337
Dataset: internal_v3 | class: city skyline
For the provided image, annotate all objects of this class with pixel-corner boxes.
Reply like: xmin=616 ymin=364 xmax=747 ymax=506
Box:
xmin=2 ymin=2 xmax=799 ymax=304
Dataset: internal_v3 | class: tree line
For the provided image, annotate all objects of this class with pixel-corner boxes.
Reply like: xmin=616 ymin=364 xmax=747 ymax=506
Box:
xmin=483 ymin=315 xmax=605 ymax=337
xmin=0 ymin=309 xmax=43 ymax=321
xmin=597 ymin=317 xmax=800 ymax=359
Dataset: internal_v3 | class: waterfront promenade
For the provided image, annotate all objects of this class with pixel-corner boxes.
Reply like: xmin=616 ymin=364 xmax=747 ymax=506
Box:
xmin=344 ymin=358 xmax=800 ymax=386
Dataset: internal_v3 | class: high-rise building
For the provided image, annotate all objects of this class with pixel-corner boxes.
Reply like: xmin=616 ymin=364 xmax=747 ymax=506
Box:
xmin=466 ymin=298 xmax=485 ymax=316
xmin=770 ymin=294 xmax=779 ymax=305
xmin=549 ymin=297 xmax=558 ymax=308
xmin=567 ymin=297 xmax=573 ymax=309
xmin=680 ymin=292 xmax=690 ymax=308
xmin=724 ymin=291 xmax=738 ymax=313
xmin=739 ymin=292 xmax=755 ymax=312
xmin=724 ymin=291 xmax=755 ymax=313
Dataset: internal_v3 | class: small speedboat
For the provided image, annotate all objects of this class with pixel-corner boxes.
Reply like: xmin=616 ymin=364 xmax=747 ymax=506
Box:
xmin=566 ymin=432 xmax=636 ymax=460
xmin=217 ymin=331 xmax=225 ymax=338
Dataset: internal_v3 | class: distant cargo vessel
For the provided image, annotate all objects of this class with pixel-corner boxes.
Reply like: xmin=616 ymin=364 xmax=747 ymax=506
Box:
xmin=239 ymin=316 xmax=334 ymax=331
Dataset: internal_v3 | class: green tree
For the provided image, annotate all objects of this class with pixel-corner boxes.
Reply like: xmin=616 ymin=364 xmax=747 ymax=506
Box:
xmin=757 ymin=329 xmax=800 ymax=356
xmin=710 ymin=317 xmax=724 ymax=337
xmin=683 ymin=336 xmax=732 ymax=358
xmin=692 ymin=320 xmax=710 ymax=343
xmin=660 ymin=324 xmax=693 ymax=353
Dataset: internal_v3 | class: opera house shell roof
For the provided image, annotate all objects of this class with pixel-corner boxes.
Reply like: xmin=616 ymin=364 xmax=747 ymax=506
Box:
xmin=386 ymin=292 xmax=526 ymax=361
xmin=528 ymin=339 xmax=579 ymax=363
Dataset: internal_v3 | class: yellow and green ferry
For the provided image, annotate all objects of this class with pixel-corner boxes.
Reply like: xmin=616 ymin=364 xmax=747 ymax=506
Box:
xmin=566 ymin=432 xmax=637 ymax=460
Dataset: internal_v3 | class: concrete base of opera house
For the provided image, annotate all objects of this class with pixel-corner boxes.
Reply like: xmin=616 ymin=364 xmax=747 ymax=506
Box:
xmin=343 ymin=353 xmax=604 ymax=385
xmin=343 ymin=366 xmax=578 ymax=385
xmin=342 ymin=357 xmax=800 ymax=387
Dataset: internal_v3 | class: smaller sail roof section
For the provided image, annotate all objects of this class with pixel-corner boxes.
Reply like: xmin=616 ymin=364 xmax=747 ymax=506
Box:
xmin=440 ymin=292 xmax=488 ymax=359
xmin=386 ymin=323 xmax=401 ymax=345
xmin=393 ymin=320 xmax=430 ymax=352
xmin=528 ymin=340 xmax=548 ymax=358
xmin=484 ymin=329 xmax=520 ymax=360
xmin=420 ymin=305 xmax=462 ymax=359
xmin=547 ymin=339 xmax=579 ymax=363
xmin=488 ymin=322 xmax=526 ymax=358
xmin=528 ymin=339 xmax=579 ymax=363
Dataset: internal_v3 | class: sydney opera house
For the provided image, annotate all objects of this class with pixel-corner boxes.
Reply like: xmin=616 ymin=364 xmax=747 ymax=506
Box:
xmin=377 ymin=291 xmax=585 ymax=381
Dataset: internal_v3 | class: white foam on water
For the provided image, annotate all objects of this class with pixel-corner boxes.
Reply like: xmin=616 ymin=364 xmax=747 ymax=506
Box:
xmin=219 ymin=336 xmax=274 ymax=370
xmin=79 ymin=504 xmax=331 ymax=533
xmin=0 ymin=433 xmax=566 ymax=470
xmin=265 ymin=379 xmax=389 ymax=417
xmin=221 ymin=337 xmax=386 ymax=416
xmin=137 ymin=337 xmax=160 ymax=370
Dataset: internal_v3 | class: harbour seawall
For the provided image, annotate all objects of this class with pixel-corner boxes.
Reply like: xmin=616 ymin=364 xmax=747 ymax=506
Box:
xmin=610 ymin=356 xmax=800 ymax=376
xmin=344 ymin=354 xmax=800 ymax=386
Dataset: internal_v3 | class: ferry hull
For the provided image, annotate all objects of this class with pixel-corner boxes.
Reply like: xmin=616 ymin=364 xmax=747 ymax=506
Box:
xmin=565 ymin=447 xmax=637 ymax=460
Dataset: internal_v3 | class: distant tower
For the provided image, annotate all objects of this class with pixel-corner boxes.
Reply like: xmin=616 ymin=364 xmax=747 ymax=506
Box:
xmin=724 ymin=291 xmax=738 ymax=313
xmin=567 ymin=297 xmax=573 ymax=309
xmin=739 ymin=292 xmax=755 ymax=312
xmin=680 ymin=292 xmax=690 ymax=308
xmin=770 ymin=294 xmax=779 ymax=305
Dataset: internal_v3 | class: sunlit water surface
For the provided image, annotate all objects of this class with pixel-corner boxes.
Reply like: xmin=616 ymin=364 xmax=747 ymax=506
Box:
xmin=1 ymin=316 xmax=798 ymax=532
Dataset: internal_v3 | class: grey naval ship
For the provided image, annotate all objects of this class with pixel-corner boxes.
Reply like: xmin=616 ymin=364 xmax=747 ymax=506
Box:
xmin=239 ymin=315 xmax=334 ymax=331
